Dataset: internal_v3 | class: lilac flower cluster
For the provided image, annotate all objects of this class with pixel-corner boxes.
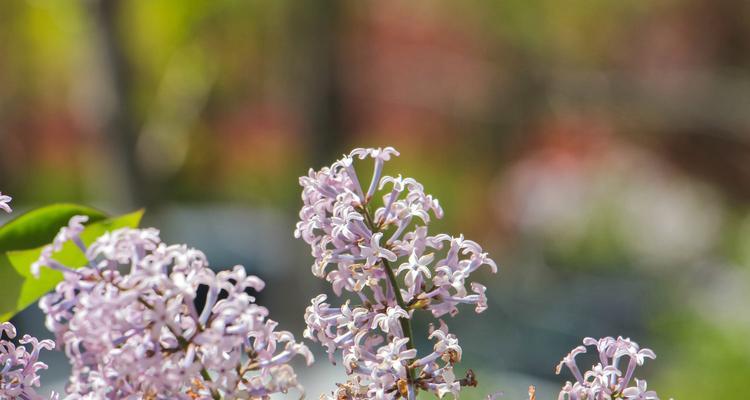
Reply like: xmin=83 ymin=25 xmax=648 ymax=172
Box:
xmin=556 ymin=336 xmax=659 ymax=400
xmin=33 ymin=217 xmax=313 ymax=399
xmin=0 ymin=192 xmax=12 ymax=213
xmin=0 ymin=322 xmax=57 ymax=400
xmin=0 ymin=197 xmax=53 ymax=400
xmin=295 ymin=147 xmax=497 ymax=399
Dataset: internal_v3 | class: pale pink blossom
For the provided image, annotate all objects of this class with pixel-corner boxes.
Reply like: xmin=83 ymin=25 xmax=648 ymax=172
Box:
xmin=297 ymin=147 xmax=497 ymax=399
xmin=33 ymin=218 xmax=312 ymax=399
xmin=0 ymin=322 xmax=56 ymax=400
xmin=622 ymin=379 xmax=659 ymax=400
xmin=556 ymin=337 xmax=661 ymax=400
xmin=0 ymin=193 xmax=11 ymax=213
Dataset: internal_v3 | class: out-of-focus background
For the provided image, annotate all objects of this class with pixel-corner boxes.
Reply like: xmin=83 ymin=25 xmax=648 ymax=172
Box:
xmin=1 ymin=0 xmax=749 ymax=398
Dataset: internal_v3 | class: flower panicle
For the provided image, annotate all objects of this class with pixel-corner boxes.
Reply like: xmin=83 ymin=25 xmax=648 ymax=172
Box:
xmin=296 ymin=147 xmax=498 ymax=399
xmin=0 ymin=321 xmax=58 ymax=400
xmin=31 ymin=217 xmax=313 ymax=399
xmin=556 ymin=336 xmax=660 ymax=400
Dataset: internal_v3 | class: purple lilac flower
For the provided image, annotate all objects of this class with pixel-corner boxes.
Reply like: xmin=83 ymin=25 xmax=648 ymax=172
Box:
xmin=0 ymin=192 xmax=12 ymax=213
xmin=0 ymin=321 xmax=57 ymax=400
xmin=556 ymin=336 xmax=659 ymax=400
xmin=33 ymin=218 xmax=313 ymax=399
xmin=295 ymin=147 xmax=497 ymax=399
xmin=622 ymin=379 xmax=658 ymax=400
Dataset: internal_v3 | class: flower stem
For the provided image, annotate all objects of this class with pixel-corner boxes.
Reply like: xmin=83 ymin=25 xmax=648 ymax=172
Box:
xmin=360 ymin=203 xmax=418 ymax=394
xmin=382 ymin=258 xmax=417 ymax=379
xmin=201 ymin=368 xmax=222 ymax=400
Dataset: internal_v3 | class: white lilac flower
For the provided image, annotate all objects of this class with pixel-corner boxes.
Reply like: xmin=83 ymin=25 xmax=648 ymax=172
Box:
xmin=556 ymin=337 xmax=660 ymax=400
xmin=397 ymin=251 xmax=433 ymax=292
xmin=33 ymin=218 xmax=313 ymax=399
xmin=412 ymin=322 xmax=462 ymax=367
xmin=360 ymin=232 xmax=398 ymax=267
xmin=555 ymin=345 xmax=587 ymax=385
xmin=376 ymin=337 xmax=417 ymax=377
xmin=0 ymin=193 xmax=11 ymax=213
xmin=622 ymin=379 xmax=659 ymax=400
xmin=371 ymin=306 xmax=409 ymax=334
xmin=0 ymin=322 xmax=57 ymax=400
xmin=296 ymin=147 xmax=497 ymax=399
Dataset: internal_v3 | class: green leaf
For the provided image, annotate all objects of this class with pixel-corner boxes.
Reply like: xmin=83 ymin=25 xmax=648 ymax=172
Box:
xmin=0 ymin=209 xmax=144 ymax=321
xmin=0 ymin=203 xmax=108 ymax=252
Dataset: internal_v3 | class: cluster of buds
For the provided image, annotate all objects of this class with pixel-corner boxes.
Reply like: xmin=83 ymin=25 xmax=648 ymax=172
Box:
xmin=556 ymin=336 xmax=659 ymax=400
xmin=33 ymin=216 xmax=313 ymax=399
xmin=0 ymin=322 xmax=56 ymax=400
xmin=295 ymin=147 xmax=497 ymax=399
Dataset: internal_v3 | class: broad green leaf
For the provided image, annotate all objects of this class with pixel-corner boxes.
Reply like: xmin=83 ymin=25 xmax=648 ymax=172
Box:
xmin=0 ymin=209 xmax=144 ymax=321
xmin=0 ymin=203 xmax=108 ymax=252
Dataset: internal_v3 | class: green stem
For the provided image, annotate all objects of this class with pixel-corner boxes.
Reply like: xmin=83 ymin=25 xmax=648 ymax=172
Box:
xmin=359 ymin=204 xmax=418 ymax=393
xmin=382 ymin=259 xmax=418 ymax=385
xmin=201 ymin=368 xmax=222 ymax=400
